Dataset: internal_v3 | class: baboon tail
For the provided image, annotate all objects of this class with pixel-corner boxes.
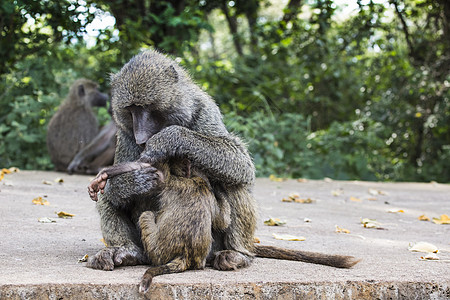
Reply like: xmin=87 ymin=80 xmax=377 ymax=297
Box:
xmin=254 ymin=245 xmax=360 ymax=268
xmin=139 ymin=256 xmax=188 ymax=293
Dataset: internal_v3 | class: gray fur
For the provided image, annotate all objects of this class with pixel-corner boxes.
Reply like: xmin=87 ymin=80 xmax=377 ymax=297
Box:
xmin=86 ymin=50 xmax=359 ymax=287
xmin=87 ymin=50 xmax=257 ymax=275
xmin=47 ymin=79 xmax=108 ymax=172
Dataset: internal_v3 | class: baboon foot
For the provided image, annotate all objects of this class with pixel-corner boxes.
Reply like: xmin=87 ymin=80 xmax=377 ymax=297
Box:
xmin=86 ymin=245 xmax=147 ymax=271
xmin=213 ymin=250 xmax=253 ymax=271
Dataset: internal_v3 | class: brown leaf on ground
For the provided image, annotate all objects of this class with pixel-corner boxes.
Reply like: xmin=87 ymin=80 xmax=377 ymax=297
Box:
xmin=335 ymin=225 xmax=351 ymax=234
xmin=78 ymin=254 xmax=89 ymax=263
xmin=331 ymin=189 xmax=344 ymax=196
xmin=387 ymin=209 xmax=404 ymax=213
xmin=54 ymin=177 xmax=64 ymax=183
xmin=418 ymin=214 xmax=430 ymax=221
xmin=432 ymin=214 xmax=450 ymax=225
xmin=38 ymin=217 xmax=56 ymax=223
xmin=264 ymin=218 xmax=286 ymax=226
xmin=409 ymin=242 xmax=438 ymax=253
xmin=420 ymin=253 xmax=439 ymax=260
xmin=350 ymin=196 xmax=362 ymax=202
xmin=253 ymin=237 xmax=260 ymax=243
xmin=297 ymin=178 xmax=308 ymax=183
xmin=368 ymin=188 xmax=386 ymax=196
xmin=32 ymin=197 xmax=50 ymax=206
xmin=273 ymin=233 xmax=305 ymax=241
xmin=100 ymin=238 xmax=108 ymax=247
xmin=361 ymin=218 xmax=385 ymax=229
xmin=282 ymin=193 xmax=315 ymax=203
xmin=269 ymin=174 xmax=286 ymax=182
xmin=42 ymin=180 xmax=53 ymax=185
xmin=57 ymin=211 xmax=75 ymax=218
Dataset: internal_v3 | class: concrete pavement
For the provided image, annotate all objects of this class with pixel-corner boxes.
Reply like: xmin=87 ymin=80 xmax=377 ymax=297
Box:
xmin=0 ymin=170 xmax=449 ymax=299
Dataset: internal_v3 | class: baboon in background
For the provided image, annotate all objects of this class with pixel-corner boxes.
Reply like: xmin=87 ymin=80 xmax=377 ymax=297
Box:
xmin=88 ymin=159 xmax=230 ymax=292
xmin=47 ymin=79 xmax=108 ymax=172
xmin=67 ymin=120 xmax=117 ymax=175
xmin=86 ymin=51 xmax=359 ymax=286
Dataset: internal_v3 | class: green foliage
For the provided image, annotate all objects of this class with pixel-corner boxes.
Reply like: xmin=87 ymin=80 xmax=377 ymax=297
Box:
xmin=226 ymin=112 xmax=392 ymax=181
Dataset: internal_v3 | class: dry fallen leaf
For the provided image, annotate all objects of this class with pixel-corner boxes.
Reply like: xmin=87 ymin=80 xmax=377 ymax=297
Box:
xmin=323 ymin=177 xmax=333 ymax=182
xmin=57 ymin=211 xmax=75 ymax=218
xmin=269 ymin=174 xmax=286 ymax=182
xmin=303 ymin=218 xmax=312 ymax=223
xmin=54 ymin=177 xmax=64 ymax=183
xmin=1 ymin=168 xmax=12 ymax=174
xmin=253 ymin=237 xmax=260 ymax=243
xmin=418 ymin=215 xmax=430 ymax=221
xmin=331 ymin=189 xmax=344 ymax=196
xmin=78 ymin=254 xmax=89 ymax=263
xmin=32 ymin=197 xmax=50 ymax=206
xmin=264 ymin=218 xmax=286 ymax=226
xmin=432 ymin=214 xmax=450 ymax=225
xmin=38 ymin=217 xmax=56 ymax=223
xmin=350 ymin=196 xmax=362 ymax=202
xmin=420 ymin=253 xmax=439 ymax=260
xmin=367 ymin=197 xmax=377 ymax=201
xmin=361 ymin=218 xmax=384 ymax=229
xmin=0 ymin=168 xmax=12 ymax=181
xmin=282 ymin=193 xmax=315 ymax=203
xmin=335 ymin=225 xmax=351 ymax=234
xmin=8 ymin=167 xmax=19 ymax=172
xmin=368 ymin=188 xmax=385 ymax=196
xmin=409 ymin=242 xmax=439 ymax=253
xmin=297 ymin=178 xmax=308 ymax=183
xmin=42 ymin=180 xmax=53 ymax=185
xmin=387 ymin=209 xmax=405 ymax=213
xmin=100 ymin=238 xmax=108 ymax=247
xmin=273 ymin=233 xmax=306 ymax=241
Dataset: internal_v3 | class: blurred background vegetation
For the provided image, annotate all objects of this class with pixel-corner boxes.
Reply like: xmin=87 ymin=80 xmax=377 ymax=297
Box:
xmin=0 ymin=0 xmax=449 ymax=182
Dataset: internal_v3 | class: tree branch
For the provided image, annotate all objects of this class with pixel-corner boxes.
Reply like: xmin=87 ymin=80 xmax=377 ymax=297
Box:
xmin=221 ymin=2 xmax=243 ymax=56
xmin=282 ymin=0 xmax=303 ymax=24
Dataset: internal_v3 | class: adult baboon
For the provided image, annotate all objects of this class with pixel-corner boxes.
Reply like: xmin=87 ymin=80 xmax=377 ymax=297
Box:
xmin=47 ymin=79 xmax=108 ymax=172
xmin=86 ymin=51 xmax=359 ymax=282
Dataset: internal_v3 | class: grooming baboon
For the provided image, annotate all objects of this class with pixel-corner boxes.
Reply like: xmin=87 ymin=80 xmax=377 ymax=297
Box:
xmin=86 ymin=51 xmax=359 ymax=283
xmin=47 ymin=79 xmax=108 ymax=172
xmin=88 ymin=159 xmax=230 ymax=292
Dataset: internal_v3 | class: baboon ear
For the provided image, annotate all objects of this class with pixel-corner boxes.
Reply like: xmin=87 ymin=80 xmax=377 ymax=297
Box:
xmin=165 ymin=65 xmax=179 ymax=83
xmin=78 ymin=84 xmax=86 ymax=98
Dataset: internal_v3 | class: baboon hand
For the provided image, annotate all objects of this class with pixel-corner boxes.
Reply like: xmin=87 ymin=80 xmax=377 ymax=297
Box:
xmin=88 ymin=172 xmax=109 ymax=201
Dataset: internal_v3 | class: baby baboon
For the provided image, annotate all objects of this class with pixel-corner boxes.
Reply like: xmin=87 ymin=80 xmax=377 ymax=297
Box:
xmin=88 ymin=159 xmax=230 ymax=293
xmin=47 ymin=79 xmax=108 ymax=172
xmin=86 ymin=50 xmax=359 ymax=279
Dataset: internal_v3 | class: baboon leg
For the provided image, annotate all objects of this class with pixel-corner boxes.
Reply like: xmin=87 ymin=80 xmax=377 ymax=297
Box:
xmin=212 ymin=187 xmax=256 ymax=271
xmin=138 ymin=210 xmax=159 ymax=261
xmin=87 ymin=197 xmax=147 ymax=271
xmin=139 ymin=256 xmax=188 ymax=293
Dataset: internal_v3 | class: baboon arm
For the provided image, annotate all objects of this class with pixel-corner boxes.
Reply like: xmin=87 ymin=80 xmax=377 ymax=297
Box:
xmin=101 ymin=131 xmax=152 ymax=203
xmin=67 ymin=121 xmax=117 ymax=173
xmin=141 ymin=125 xmax=255 ymax=186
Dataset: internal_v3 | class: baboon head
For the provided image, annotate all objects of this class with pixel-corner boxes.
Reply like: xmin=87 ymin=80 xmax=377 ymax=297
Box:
xmin=110 ymin=51 xmax=196 ymax=146
xmin=70 ymin=78 xmax=108 ymax=107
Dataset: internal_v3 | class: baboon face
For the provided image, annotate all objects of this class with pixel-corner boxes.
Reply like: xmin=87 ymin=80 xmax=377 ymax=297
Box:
xmin=110 ymin=51 xmax=195 ymax=145
xmin=71 ymin=79 xmax=108 ymax=107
